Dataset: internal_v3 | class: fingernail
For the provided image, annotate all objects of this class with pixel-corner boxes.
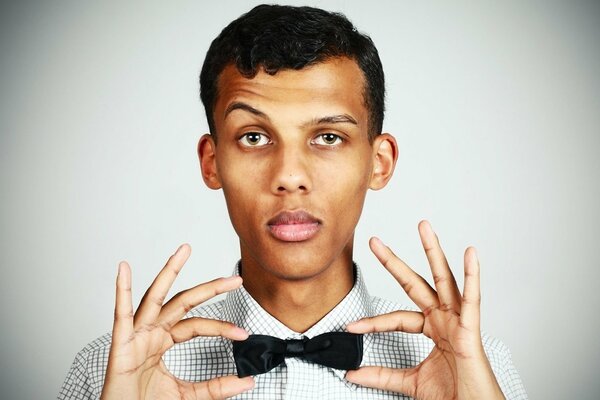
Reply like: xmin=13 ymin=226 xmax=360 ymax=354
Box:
xmin=372 ymin=237 xmax=384 ymax=246
xmin=424 ymin=220 xmax=434 ymax=234
xmin=346 ymin=320 xmax=364 ymax=331
xmin=234 ymin=327 xmax=249 ymax=339
xmin=242 ymin=376 xmax=255 ymax=389
xmin=117 ymin=261 xmax=125 ymax=275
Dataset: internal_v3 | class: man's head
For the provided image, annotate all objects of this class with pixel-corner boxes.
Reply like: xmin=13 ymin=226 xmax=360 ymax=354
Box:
xmin=200 ymin=4 xmax=385 ymax=141
xmin=197 ymin=5 xmax=397 ymax=286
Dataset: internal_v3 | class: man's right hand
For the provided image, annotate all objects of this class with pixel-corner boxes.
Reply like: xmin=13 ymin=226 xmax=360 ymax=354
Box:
xmin=100 ymin=243 xmax=255 ymax=400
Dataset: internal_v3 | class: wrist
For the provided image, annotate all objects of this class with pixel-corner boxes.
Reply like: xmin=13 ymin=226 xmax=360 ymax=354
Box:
xmin=455 ymin=352 xmax=504 ymax=400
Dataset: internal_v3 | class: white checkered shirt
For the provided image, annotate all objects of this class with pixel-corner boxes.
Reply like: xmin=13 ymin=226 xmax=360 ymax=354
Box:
xmin=58 ymin=264 xmax=527 ymax=399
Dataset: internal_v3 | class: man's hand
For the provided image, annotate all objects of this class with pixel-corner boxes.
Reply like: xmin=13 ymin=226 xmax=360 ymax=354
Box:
xmin=100 ymin=244 xmax=255 ymax=400
xmin=346 ymin=220 xmax=505 ymax=400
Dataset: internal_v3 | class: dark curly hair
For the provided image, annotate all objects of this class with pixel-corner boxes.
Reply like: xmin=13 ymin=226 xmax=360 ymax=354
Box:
xmin=199 ymin=4 xmax=385 ymax=141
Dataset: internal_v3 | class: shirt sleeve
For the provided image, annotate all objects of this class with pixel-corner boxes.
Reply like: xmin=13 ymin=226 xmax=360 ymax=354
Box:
xmin=57 ymin=333 xmax=111 ymax=400
xmin=57 ymin=351 xmax=97 ymax=400
xmin=483 ymin=334 xmax=528 ymax=400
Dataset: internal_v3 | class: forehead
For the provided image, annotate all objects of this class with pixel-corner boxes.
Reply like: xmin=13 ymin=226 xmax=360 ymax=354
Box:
xmin=213 ymin=57 xmax=368 ymax=127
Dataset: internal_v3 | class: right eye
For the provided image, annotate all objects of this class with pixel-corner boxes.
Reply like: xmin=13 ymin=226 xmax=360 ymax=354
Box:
xmin=239 ymin=132 xmax=271 ymax=147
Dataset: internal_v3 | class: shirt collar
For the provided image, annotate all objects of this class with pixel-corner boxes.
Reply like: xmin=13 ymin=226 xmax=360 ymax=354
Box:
xmin=221 ymin=261 xmax=375 ymax=386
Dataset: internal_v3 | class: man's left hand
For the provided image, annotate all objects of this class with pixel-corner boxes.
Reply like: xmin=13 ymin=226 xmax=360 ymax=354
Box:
xmin=346 ymin=220 xmax=505 ymax=400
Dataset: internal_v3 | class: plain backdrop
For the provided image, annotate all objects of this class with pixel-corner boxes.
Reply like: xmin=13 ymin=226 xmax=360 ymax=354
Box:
xmin=1 ymin=1 xmax=599 ymax=399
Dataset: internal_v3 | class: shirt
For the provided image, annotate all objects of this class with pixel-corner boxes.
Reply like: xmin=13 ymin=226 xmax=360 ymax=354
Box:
xmin=58 ymin=264 xmax=528 ymax=399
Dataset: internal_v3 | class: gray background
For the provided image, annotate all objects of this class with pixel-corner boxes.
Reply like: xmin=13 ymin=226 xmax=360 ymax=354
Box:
xmin=1 ymin=1 xmax=599 ymax=398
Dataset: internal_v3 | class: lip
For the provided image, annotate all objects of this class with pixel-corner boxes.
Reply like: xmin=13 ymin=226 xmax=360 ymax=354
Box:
xmin=267 ymin=210 xmax=321 ymax=242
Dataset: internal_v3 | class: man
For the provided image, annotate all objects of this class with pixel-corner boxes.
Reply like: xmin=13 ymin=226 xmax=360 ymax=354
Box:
xmin=59 ymin=4 xmax=526 ymax=399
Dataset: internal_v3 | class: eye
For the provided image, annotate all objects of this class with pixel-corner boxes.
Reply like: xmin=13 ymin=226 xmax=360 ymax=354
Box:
xmin=312 ymin=133 xmax=343 ymax=146
xmin=239 ymin=132 xmax=270 ymax=147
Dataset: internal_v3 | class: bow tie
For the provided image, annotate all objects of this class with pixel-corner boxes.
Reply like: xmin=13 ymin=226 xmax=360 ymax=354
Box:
xmin=232 ymin=332 xmax=363 ymax=378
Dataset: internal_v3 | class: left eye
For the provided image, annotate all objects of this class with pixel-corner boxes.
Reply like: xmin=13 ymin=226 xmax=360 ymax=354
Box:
xmin=239 ymin=132 xmax=270 ymax=147
xmin=312 ymin=133 xmax=342 ymax=146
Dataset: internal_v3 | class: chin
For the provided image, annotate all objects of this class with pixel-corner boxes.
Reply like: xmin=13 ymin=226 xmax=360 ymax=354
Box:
xmin=250 ymin=242 xmax=338 ymax=281
xmin=268 ymin=241 xmax=351 ymax=280
xmin=239 ymin=226 xmax=353 ymax=281
xmin=270 ymin=254 xmax=331 ymax=280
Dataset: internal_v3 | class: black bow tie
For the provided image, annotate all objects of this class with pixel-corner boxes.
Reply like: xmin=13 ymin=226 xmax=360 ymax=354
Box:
xmin=232 ymin=332 xmax=363 ymax=377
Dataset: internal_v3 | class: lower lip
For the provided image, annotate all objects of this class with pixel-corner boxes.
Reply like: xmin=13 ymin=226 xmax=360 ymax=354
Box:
xmin=268 ymin=222 xmax=320 ymax=242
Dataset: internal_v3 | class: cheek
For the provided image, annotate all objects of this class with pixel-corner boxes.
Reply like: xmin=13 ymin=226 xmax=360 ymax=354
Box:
xmin=217 ymin=158 xmax=266 ymax=232
xmin=319 ymin=159 xmax=371 ymax=228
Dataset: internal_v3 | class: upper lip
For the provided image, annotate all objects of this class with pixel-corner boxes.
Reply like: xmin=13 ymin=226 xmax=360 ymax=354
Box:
xmin=267 ymin=210 xmax=320 ymax=226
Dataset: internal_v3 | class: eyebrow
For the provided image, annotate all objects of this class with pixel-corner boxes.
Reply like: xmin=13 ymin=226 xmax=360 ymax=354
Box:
xmin=224 ymin=102 xmax=269 ymax=120
xmin=307 ymin=114 xmax=358 ymax=126
xmin=224 ymin=101 xmax=358 ymax=127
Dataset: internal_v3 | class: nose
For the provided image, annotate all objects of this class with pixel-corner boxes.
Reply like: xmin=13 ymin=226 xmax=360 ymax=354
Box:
xmin=270 ymin=146 xmax=312 ymax=195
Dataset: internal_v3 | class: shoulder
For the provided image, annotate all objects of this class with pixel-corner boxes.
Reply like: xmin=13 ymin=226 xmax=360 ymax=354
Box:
xmin=481 ymin=331 xmax=513 ymax=365
xmin=480 ymin=333 xmax=528 ymax=399
xmin=70 ymin=332 xmax=112 ymax=376
xmin=58 ymin=332 xmax=112 ymax=399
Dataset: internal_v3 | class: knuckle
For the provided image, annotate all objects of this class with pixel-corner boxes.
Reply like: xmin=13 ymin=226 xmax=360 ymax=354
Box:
xmin=217 ymin=320 xmax=233 ymax=334
xmin=403 ymin=281 xmax=415 ymax=296
xmin=201 ymin=280 xmax=221 ymax=298
xmin=114 ymin=310 xmax=134 ymax=320
xmin=178 ymin=297 xmax=195 ymax=314
xmin=422 ymin=305 xmax=435 ymax=317
xmin=395 ymin=319 xmax=405 ymax=331
xmin=117 ymin=283 xmax=131 ymax=292
xmin=379 ymin=367 xmax=393 ymax=388
xmin=167 ymin=265 xmax=180 ymax=278
xmin=206 ymin=378 xmax=223 ymax=399
xmin=433 ymin=274 xmax=449 ymax=285
xmin=147 ymin=293 xmax=166 ymax=307
xmin=463 ymin=295 xmax=481 ymax=306
xmin=465 ymin=269 xmax=478 ymax=278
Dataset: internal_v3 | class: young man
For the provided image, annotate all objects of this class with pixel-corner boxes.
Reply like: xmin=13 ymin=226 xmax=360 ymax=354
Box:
xmin=59 ymin=5 xmax=526 ymax=399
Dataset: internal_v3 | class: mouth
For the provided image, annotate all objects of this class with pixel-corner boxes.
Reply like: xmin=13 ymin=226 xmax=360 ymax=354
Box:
xmin=267 ymin=210 xmax=321 ymax=242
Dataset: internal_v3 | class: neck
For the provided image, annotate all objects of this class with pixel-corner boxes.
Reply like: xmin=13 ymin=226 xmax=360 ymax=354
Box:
xmin=239 ymin=247 xmax=355 ymax=333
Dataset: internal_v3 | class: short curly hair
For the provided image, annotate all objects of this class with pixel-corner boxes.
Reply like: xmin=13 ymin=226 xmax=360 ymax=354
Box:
xmin=200 ymin=4 xmax=385 ymax=141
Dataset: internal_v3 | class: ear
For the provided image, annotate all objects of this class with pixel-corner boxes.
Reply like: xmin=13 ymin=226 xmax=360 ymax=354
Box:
xmin=197 ymin=134 xmax=222 ymax=190
xmin=369 ymin=133 xmax=398 ymax=190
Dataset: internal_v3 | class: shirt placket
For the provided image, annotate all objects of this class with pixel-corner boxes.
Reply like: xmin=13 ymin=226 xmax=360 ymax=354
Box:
xmin=283 ymin=356 xmax=315 ymax=399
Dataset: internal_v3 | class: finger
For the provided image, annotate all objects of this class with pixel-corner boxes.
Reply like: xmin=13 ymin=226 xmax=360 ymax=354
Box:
xmin=345 ymin=366 xmax=416 ymax=397
xmin=134 ymin=243 xmax=191 ymax=326
xmin=369 ymin=237 xmax=438 ymax=311
xmin=158 ymin=275 xmax=243 ymax=329
xmin=170 ymin=317 xmax=249 ymax=343
xmin=186 ymin=375 xmax=255 ymax=399
xmin=418 ymin=220 xmax=462 ymax=313
xmin=346 ymin=310 xmax=424 ymax=334
xmin=112 ymin=261 xmax=134 ymax=346
xmin=460 ymin=246 xmax=481 ymax=330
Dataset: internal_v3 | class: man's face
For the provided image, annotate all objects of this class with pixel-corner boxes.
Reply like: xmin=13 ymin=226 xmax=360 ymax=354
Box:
xmin=200 ymin=57 xmax=395 ymax=280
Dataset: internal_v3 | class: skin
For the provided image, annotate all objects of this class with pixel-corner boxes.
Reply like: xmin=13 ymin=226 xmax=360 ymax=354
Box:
xmin=345 ymin=230 xmax=505 ymax=399
xmin=198 ymin=58 xmax=396 ymax=332
xmin=100 ymin=245 xmax=255 ymax=400
xmin=100 ymin=57 xmax=505 ymax=399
